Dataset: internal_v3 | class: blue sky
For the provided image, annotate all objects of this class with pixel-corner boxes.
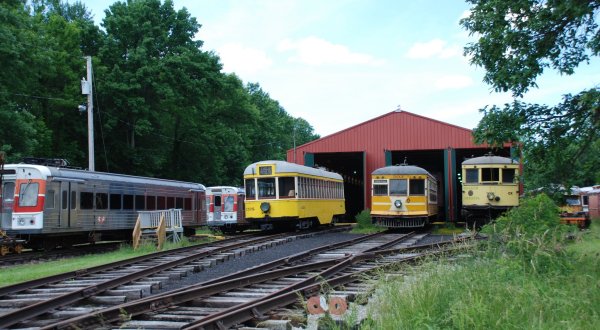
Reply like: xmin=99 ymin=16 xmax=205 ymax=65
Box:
xmin=82 ymin=0 xmax=599 ymax=137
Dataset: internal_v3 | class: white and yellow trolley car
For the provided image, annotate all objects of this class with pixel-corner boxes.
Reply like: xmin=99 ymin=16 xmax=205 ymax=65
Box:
xmin=371 ymin=164 xmax=438 ymax=228
xmin=461 ymin=154 xmax=520 ymax=226
xmin=243 ymin=160 xmax=345 ymax=230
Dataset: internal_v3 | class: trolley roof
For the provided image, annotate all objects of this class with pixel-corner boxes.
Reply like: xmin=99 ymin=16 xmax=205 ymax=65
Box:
xmin=462 ymin=155 xmax=515 ymax=166
xmin=372 ymin=164 xmax=432 ymax=176
xmin=206 ymin=186 xmax=245 ymax=194
xmin=244 ymin=160 xmax=343 ymax=180
xmin=4 ymin=164 xmax=206 ymax=190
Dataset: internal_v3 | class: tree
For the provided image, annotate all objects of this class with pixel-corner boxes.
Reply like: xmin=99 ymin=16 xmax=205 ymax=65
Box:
xmin=462 ymin=0 xmax=600 ymax=97
xmin=461 ymin=0 xmax=600 ymax=190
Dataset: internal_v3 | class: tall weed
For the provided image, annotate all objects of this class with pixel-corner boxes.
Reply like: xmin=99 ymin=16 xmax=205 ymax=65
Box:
xmin=481 ymin=193 xmax=577 ymax=274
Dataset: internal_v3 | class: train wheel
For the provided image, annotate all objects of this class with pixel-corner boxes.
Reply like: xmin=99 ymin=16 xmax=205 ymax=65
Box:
xmin=0 ymin=245 xmax=8 ymax=256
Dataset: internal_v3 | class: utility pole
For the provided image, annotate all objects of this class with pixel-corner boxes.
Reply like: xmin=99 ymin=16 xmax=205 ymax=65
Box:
xmin=81 ymin=56 xmax=94 ymax=171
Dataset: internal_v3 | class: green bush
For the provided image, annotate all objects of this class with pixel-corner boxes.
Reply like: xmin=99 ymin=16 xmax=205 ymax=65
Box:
xmin=355 ymin=209 xmax=373 ymax=229
xmin=481 ymin=193 xmax=578 ymax=275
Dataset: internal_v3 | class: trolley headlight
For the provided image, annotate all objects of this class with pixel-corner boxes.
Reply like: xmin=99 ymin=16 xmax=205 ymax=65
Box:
xmin=260 ymin=202 xmax=270 ymax=213
xmin=394 ymin=200 xmax=402 ymax=208
xmin=18 ymin=218 xmax=26 ymax=226
xmin=487 ymin=192 xmax=495 ymax=201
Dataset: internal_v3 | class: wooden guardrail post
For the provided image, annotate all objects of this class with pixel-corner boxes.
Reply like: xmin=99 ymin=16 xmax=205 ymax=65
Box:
xmin=156 ymin=214 xmax=166 ymax=250
xmin=132 ymin=215 xmax=142 ymax=250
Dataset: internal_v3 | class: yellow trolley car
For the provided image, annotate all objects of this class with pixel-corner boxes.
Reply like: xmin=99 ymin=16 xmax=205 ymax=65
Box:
xmin=243 ymin=160 xmax=345 ymax=230
xmin=461 ymin=154 xmax=520 ymax=226
xmin=371 ymin=164 xmax=438 ymax=228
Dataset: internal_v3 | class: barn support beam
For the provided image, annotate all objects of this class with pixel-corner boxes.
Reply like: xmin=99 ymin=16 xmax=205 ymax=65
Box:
xmin=444 ymin=148 xmax=457 ymax=222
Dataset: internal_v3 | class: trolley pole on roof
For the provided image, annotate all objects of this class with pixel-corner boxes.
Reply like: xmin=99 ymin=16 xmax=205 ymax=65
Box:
xmin=81 ymin=56 xmax=95 ymax=171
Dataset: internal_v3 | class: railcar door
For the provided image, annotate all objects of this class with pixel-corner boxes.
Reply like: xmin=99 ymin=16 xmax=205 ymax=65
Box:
xmin=1 ymin=181 xmax=15 ymax=228
xmin=59 ymin=181 xmax=78 ymax=228
xmin=214 ymin=195 xmax=222 ymax=221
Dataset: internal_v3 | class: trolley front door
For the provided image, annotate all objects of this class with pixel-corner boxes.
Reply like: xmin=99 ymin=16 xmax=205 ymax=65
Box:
xmin=214 ymin=195 xmax=222 ymax=220
xmin=59 ymin=182 xmax=78 ymax=228
xmin=1 ymin=181 xmax=15 ymax=228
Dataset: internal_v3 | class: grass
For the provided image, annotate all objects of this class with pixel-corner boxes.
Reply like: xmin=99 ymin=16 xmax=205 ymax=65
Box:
xmin=362 ymin=194 xmax=600 ymax=330
xmin=0 ymin=236 xmax=214 ymax=288
xmin=350 ymin=209 xmax=387 ymax=234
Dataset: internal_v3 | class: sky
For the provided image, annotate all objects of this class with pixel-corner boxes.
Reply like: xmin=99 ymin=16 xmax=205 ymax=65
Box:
xmin=81 ymin=0 xmax=600 ymax=137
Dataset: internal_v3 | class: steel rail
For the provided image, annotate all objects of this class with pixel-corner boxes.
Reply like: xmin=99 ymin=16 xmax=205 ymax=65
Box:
xmin=0 ymin=233 xmax=287 ymax=328
xmin=38 ymin=231 xmax=387 ymax=329
xmin=0 ymin=233 xmax=258 ymax=296
xmin=42 ymin=258 xmax=343 ymax=329
xmin=186 ymin=242 xmax=471 ymax=330
xmin=45 ymin=235 xmax=464 ymax=330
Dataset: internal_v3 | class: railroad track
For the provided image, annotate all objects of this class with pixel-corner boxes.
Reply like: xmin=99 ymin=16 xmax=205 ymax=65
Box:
xmin=9 ymin=231 xmax=472 ymax=329
xmin=0 ymin=229 xmax=349 ymax=328
xmin=0 ymin=242 xmax=123 ymax=268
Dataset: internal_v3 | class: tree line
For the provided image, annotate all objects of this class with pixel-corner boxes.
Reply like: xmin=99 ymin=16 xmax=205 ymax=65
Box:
xmin=0 ymin=0 xmax=319 ymax=186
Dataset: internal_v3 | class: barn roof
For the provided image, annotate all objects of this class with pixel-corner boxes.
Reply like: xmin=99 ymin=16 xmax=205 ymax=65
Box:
xmin=289 ymin=110 xmax=482 ymax=155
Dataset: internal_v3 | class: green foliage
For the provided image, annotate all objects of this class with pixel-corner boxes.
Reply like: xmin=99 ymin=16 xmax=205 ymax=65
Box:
xmin=481 ymin=194 xmax=577 ymax=275
xmin=463 ymin=1 xmax=600 ymax=191
xmin=352 ymin=209 xmax=384 ymax=234
xmin=461 ymin=0 xmax=600 ymax=97
xmin=473 ymin=90 xmax=600 ymax=189
xmin=0 ymin=0 xmax=319 ymax=186
xmin=366 ymin=217 xmax=600 ymax=329
xmin=354 ymin=209 xmax=372 ymax=229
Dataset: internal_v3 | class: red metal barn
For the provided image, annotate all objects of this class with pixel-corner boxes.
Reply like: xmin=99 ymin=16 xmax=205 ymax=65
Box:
xmin=286 ymin=110 xmax=516 ymax=222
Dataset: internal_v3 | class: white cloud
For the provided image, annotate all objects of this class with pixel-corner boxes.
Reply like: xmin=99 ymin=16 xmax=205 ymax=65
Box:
xmin=406 ymin=39 xmax=461 ymax=59
xmin=434 ymin=75 xmax=474 ymax=90
xmin=216 ymin=43 xmax=273 ymax=75
xmin=277 ymin=37 xmax=384 ymax=66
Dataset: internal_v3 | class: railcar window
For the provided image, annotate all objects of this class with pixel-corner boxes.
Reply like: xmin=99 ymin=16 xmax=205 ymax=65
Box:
xmin=389 ymin=179 xmax=407 ymax=195
xmin=245 ymin=179 xmax=256 ymax=199
xmin=71 ymin=191 xmax=76 ymax=209
xmin=81 ymin=192 xmax=94 ymax=209
xmin=146 ymin=196 xmax=156 ymax=210
xmin=62 ymin=190 xmax=68 ymax=209
xmin=279 ymin=177 xmax=295 ymax=198
xmin=373 ymin=180 xmax=388 ymax=196
xmin=18 ymin=182 xmax=39 ymax=207
xmin=482 ymin=168 xmax=500 ymax=182
xmin=123 ymin=194 xmax=134 ymax=210
xmin=1 ymin=182 xmax=15 ymax=203
xmin=582 ymin=195 xmax=589 ymax=207
xmin=110 ymin=193 xmax=121 ymax=210
xmin=224 ymin=195 xmax=234 ymax=212
xmin=45 ymin=190 xmax=55 ymax=209
xmin=502 ymin=168 xmax=516 ymax=183
xmin=429 ymin=180 xmax=438 ymax=203
xmin=465 ymin=169 xmax=478 ymax=183
xmin=167 ymin=197 xmax=175 ymax=209
xmin=176 ymin=197 xmax=183 ymax=209
xmin=257 ymin=178 xmax=276 ymax=199
xmin=135 ymin=195 xmax=145 ymax=210
xmin=96 ymin=193 xmax=108 ymax=210
xmin=409 ymin=179 xmax=425 ymax=195
xmin=184 ymin=197 xmax=191 ymax=210
xmin=157 ymin=196 xmax=165 ymax=210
